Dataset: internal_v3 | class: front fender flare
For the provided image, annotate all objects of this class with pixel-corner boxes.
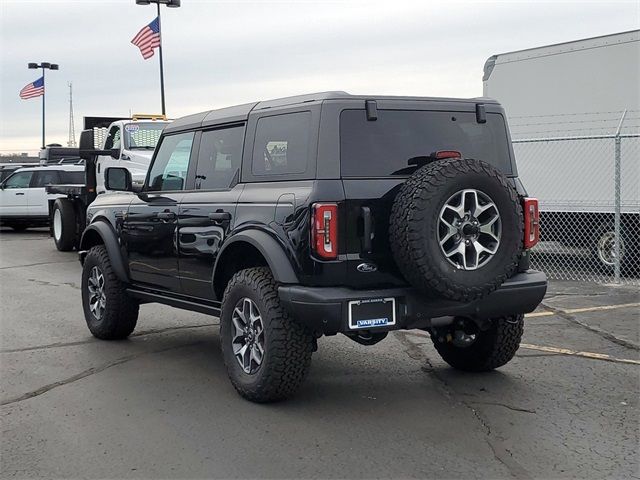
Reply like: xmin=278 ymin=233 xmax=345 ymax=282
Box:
xmin=214 ymin=230 xmax=299 ymax=285
xmin=79 ymin=221 xmax=129 ymax=283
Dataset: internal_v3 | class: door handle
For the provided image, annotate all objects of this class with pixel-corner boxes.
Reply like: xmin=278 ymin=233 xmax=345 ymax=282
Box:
xmin=361 ymin=206 xmax=373 ymax=253
xmin=208 ymin=211 xmax=231 ymax=222
xmin=156 ymin=211 xmax=176 ymax=220
xmin=15 ymin=192 xmax=25 ymax=196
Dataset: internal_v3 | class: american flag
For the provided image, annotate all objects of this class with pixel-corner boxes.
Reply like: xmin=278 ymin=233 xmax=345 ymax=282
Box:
xmin=19 ymin=77 xmax=44 ymax=100
xmin=131 ymin=17 xmax=161 ymax=60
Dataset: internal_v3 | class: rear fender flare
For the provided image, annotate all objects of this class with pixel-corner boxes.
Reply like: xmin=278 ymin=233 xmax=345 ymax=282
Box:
xmin=79 ymin=221 xmax=129 ymax=283
xmin=213 ymin=230 xmax=299 ymax=286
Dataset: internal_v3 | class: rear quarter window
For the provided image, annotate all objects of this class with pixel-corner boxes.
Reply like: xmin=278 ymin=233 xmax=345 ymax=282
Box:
xmin=252 ymin=112 xmax=311 ymax=177
xmin=340 ymin=109 xmax=513 ymax=177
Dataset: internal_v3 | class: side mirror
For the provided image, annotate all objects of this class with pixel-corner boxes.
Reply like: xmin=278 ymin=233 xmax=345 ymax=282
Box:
xmin=105 ymin=167 xmax=132 ymax=192
xmin=110 ymin=148 xmax=120 ymax=159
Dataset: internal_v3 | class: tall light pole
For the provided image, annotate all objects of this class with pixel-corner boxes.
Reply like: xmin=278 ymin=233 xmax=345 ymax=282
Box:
xmin=28 ymin=62 xmax=59 ymax=148
xmin=135 ymin=0 xmax=180 ymax=116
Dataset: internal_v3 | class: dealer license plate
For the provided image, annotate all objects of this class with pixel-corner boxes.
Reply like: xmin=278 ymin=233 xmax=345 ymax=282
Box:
xmin=348 ymin=298 xmax=396 ymax=329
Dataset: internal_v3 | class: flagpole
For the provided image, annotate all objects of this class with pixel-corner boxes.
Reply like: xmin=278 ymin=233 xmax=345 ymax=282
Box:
xmin=157 ymin=3 xmax=166 ymax=116
xmin=41 ymin=66 xmax=46 ymax=148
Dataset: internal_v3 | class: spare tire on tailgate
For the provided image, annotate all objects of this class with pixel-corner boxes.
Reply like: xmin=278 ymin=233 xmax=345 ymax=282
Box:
xmin=390 ymin=157 xmax=523 ymax=302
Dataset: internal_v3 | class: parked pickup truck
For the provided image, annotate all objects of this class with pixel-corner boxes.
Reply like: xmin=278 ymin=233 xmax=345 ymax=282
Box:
xmin=75 ymin=92 xmax=547 ymax=403
xmin=46 ymin=115 xmax=170 ymax=250
xmin=0 ymin=164 xmax=84 ymax=231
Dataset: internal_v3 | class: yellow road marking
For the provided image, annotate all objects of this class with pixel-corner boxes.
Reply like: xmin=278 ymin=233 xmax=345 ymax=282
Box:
xmin=526 ymin=311 xmax=555 ymax=318
xmin=526 ymin=302 xmax=640 ymax=318
xmin=564 ymin=302 xmax=640 ymax=314
xmin=520 ymin=343 xmax=640 ymax=365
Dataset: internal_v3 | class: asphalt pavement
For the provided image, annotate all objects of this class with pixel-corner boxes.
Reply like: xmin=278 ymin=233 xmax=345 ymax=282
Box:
xmin=1 ymin=228 xmax=638 ymax=479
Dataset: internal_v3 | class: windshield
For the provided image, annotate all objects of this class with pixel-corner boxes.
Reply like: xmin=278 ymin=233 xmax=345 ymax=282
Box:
xmin=124 ymin=123 xmax=166 ymax=150
xmin=340 ymin=110 xmax=513 ymax=177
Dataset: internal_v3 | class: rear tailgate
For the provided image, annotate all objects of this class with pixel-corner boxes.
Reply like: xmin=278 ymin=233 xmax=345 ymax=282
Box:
xmin=339 ymin=106 xmax=515 ymax=289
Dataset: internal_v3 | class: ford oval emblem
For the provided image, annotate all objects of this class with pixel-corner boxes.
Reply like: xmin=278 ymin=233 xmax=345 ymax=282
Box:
xmin=357 ymin=262 xmax=378 ymax=273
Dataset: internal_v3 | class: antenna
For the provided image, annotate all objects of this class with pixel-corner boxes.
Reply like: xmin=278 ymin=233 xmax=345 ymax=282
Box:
xmin=67 ymin=82 xmax=76 ymax=147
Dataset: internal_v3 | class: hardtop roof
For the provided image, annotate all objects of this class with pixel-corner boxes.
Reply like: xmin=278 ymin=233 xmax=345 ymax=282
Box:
xmin=164 ymin=92 xmax=496 ymax=134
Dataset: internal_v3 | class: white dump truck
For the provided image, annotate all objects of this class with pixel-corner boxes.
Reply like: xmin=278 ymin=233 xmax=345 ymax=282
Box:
xmin=483 ymin=30 xmax=640 ymax=274
xmin=47 ymin=115 xmax=170 ymax=251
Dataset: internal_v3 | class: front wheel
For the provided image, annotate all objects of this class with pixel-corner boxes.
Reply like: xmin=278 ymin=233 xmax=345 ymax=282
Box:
xmin=81 ymin=245 xmax=139 ymax=340
xmin=220 ymin=267 xmax=315 ymax=402
xmin=430 ymin=315 xmax=524 ymax=372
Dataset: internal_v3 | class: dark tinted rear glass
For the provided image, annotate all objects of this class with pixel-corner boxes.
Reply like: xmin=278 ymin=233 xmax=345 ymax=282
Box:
xmin=60 ymin=171 xmax=85 ymax=184
xmin=340 ymin=110 xmax=512 ymax=177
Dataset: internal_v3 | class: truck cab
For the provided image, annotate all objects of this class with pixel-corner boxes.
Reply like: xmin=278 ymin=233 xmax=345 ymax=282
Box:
xmin=95 ymin=115 xmax=169 ymax=194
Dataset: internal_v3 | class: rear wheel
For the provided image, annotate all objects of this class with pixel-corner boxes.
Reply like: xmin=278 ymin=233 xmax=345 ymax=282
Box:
xmin=430 ymin=315 xmax=524 ymax=372
xmin=81 ymin=245 xmax=139 ymax=340
xmin=220 ymin=267 xmax=315 ymax=402
xmin=52 ymin=199 xmax=77 ymax=251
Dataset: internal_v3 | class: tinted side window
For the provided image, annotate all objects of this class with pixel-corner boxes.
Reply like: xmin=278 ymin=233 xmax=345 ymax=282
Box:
xmin=252 ymin=112 xmax=311 ymax=176
xmin=59 ymin=171 xmax=85 ymax=184
xmin=147 ymin=132 xmax=195 ymax=191
xmin=4 ymin=171 xmax=33 ymax=188
xmin=33 ymin=170 xmax=61 ymax=187
xmin=196 ymin=126 xmax=244 ymax=190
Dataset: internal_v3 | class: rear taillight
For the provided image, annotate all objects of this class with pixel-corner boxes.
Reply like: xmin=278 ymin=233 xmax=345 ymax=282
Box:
xmin=523 ymin=197 xmax=540 ymax=249
xmin=311 ymin=203 xmax=338 ymax=260
xmin=434 ymin=150 xmax=462 ymax=159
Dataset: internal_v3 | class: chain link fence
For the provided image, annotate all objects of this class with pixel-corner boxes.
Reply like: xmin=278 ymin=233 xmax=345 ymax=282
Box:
xmin=512 ymin=129 xmax=639 ymax=285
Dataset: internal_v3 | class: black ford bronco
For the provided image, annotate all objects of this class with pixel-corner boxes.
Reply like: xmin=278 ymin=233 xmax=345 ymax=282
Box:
xmin=78 ymin=92 xmax=547 ymax=402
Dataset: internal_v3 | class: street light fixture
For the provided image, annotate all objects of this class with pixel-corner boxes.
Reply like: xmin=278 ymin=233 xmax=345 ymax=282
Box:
xmin=28 ymin=62 xmax=59 ymax=148
xmin=135 ymin=0 xmax=180 ymax=115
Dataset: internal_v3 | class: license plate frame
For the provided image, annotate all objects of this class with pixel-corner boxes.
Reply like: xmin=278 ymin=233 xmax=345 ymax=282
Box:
xmin=348 ymin=297 xmax=396 ymax=330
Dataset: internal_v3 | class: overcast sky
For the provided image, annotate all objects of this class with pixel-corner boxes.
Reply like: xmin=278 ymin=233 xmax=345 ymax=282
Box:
xmin=1 ymin=0 xmax=638 ymax=153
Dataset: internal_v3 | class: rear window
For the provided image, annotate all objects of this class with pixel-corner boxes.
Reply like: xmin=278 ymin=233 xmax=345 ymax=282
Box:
xmin=340 ymin=110 xmax=512 ymax=177
xmin=60 ymin=171 xmax=84 ymax=184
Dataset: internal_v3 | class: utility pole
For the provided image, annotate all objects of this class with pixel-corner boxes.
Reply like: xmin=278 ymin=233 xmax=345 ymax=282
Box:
xmin=67 ymin=82 xmax=76 ymax=147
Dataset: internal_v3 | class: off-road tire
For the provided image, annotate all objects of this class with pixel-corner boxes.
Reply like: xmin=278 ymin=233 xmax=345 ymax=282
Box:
xmin=220 ymin=267 xmax=314 ymax=402
xmin=52 ymin=198 xmax=77 ymax=251
xmin=431 ymin=314 xmax=524 ymax=372
xmin=390 ymin=158 xmax=523 ymax=302
xmin=81 ymin=245 xmax=139 ymax=340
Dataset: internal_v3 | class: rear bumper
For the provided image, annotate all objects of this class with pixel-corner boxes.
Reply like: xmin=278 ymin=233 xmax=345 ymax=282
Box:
xmin=279 ymin=270 xmax=547 ymax=335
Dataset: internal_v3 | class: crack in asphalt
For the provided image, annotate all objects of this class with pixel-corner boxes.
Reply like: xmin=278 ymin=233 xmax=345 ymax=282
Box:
xmin=27 ymin=278 xmax=80 ymax=290
xmin=541 ymin=302 xmax=639 ymax=351
xmin=468 ymin=401 xmax=537 ymax=414
xmin=0 ymin=341 xmax=204 ymax=407
xmin=393 ymin=331 xmax=533 ymax=479
xmin=0 ymin=323 xmax=218 ymax=354
xmin=0 ymin=260 xmax=77 ymax=270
